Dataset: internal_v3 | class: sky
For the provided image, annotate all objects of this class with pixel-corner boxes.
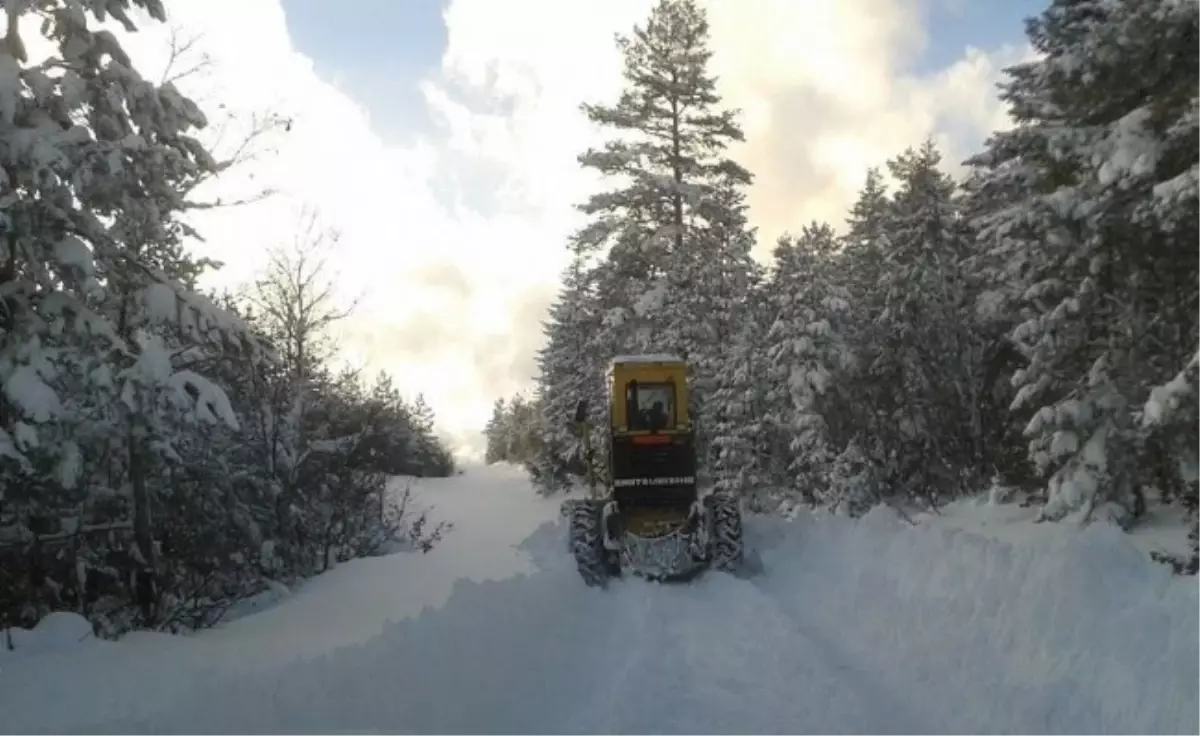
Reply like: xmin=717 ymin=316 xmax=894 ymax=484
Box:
xmin=79 ymin=0 xmax=1043 ymax=459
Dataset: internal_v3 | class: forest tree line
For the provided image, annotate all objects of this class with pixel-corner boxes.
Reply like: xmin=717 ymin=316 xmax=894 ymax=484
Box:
xmin=0 ymin=1 xmax=456 ymax=639
xmin=484 ymin=0 xmax=1198 ymax=571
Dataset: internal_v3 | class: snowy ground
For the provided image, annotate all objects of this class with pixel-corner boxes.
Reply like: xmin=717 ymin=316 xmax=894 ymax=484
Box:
xmin=1 ymin=464 xmax=1196 ymax=734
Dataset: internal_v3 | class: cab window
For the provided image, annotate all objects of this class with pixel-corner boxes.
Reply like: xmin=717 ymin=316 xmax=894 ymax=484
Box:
xmin=625 ymin=382 xmax=675 ymax=431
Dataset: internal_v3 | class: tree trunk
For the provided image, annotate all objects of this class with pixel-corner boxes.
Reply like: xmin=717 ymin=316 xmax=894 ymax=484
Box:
xmin=129 ymin=425 xmax=157 ymax=623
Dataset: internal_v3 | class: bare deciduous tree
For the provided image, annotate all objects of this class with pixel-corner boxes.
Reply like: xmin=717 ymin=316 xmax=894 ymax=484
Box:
xmin=247 ymin=206 xmax=359 ymax=382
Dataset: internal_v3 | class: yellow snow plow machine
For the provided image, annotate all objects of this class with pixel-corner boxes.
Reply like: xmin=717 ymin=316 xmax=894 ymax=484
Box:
xmin=561 ymin=354 xmax=745 ymax=586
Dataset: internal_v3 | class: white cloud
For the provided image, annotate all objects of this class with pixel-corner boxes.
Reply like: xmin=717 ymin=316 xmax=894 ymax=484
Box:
xmin=88 ymin=0 xmax=1030 ymax=459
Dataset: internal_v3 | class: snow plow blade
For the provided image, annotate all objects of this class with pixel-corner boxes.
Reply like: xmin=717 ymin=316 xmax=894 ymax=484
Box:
xmin=562 ymin=491 xmax=752 ymax=586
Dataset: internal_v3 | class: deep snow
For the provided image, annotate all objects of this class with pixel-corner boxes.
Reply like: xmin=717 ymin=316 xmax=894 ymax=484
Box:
xmin=1 ymin=464 xmax=1196 ymax=734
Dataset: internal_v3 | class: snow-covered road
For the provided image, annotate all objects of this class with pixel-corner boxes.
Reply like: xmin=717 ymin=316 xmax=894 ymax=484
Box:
xmin=2 ymin=464 xmax=1196 ymax=734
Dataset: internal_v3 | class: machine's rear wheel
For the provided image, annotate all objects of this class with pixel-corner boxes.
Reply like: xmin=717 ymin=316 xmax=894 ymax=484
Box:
xmin=704 ymin=491 xmax=744 ymax=572
xmin=568 ymin=499 xmax=610 ymax=586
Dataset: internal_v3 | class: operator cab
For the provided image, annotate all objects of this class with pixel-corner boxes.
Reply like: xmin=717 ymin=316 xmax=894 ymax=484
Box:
xmin=605 ymin=354 xmax=697 ymax=508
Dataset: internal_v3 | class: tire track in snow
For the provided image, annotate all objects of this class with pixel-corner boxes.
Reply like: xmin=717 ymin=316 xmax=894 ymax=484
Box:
xmin=561 ymin=571 xmax=931 ymax=735
xmin=559 ymin=579 xmax=663 ymax=734
xmin=679 ymin=573 xmax=930 ymax=734
xmin=742 ymin=526 xmax=1165 ymax=735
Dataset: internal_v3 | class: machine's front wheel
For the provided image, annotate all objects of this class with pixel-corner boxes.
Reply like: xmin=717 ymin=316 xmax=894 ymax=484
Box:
xmin=704 ymin=491 xmax=744 ymax=572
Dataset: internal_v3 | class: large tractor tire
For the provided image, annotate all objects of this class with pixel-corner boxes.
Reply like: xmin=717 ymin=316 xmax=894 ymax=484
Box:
xmin=561 ymin=499 xmax=583 ymax=552
xmin=704 ymin=491 xmax=744 ymax=572
xmin=567 ymin=499 xmax=611 ymax=587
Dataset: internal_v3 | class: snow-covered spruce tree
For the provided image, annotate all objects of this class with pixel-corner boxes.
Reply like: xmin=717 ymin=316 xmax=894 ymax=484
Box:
xmin=705 ymin=275 xmax=771 ymax=503
xmin=1143 ymin=351 xmax=1199 ymax=574
xmin=760 ymin=223 xmax=852 ymax=510
xmin=871 ymin=140 xmax=983 ymax=507
xmin=966 ymin=0 xmax=1198 ymax=528
xmin=0 ymin=1 xmax=272 ymax=632
xmin=824 ymin=168 xmax=895 ymax=510
xmin=408 ymin=393 xmax=454 ymax=476
xmin=958 ymin=168 xmax=1038 ymax=491
xmin=839 ymin=168 xmax=891 ymax=325
xmin=562 ymin=0 xmax=758 ymax=482
xmin=484 ymin=397 xmax=509 ymax=464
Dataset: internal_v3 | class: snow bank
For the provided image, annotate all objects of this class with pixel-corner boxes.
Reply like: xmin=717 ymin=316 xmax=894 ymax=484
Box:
xmin=1 ymin=611 xmax=96 ymax=661
xmin=0 ymin=467 xmax=572 ymax=731
xmin=756 ymin=507 xmax=1198 ymax=734
xmin=915 ymin=491 xmax=1196 ymax=563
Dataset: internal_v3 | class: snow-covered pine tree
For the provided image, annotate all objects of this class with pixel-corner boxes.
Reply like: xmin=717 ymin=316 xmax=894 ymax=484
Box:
xmin=966 ymin=0 xmax=1198 ymax=527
